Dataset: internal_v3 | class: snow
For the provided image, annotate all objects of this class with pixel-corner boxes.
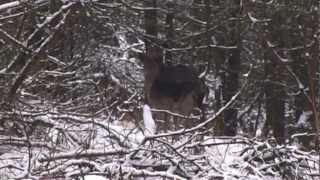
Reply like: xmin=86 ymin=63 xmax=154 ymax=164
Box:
xmin=0 ymin=68 xmax=6 ymax=73
xmin=0 ymin=2 xmax=319 ymax=179
xmin=215 ymin=76 xmax=222 ymax=90
xmin=297 ymin=110 xmax=312 ymax=127
xmin=84 ymin=175 xmax=108 ymax=180
xmin=248 ymin=12 xmax=259 ymax=23
xmin=0 ymin=1 xmax=20 ymax=11
xmin=1 ymin=121 xmax=319 ymax=179
xmin=110 ymin=74 xmax=121 ymax=86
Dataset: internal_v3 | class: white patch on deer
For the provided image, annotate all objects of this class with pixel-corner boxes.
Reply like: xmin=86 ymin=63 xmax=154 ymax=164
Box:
xmin=143 ymin=104 xmax=156 ymax=135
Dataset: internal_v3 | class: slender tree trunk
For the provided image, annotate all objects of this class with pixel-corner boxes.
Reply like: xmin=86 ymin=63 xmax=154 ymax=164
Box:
xmin=143 ymin=0 xmax=159 ymax=103
xmin=222 ymin=0 xmax=241 ymax=136
xmin=262 ymin=6 xmax=294 ymax=144
xmin=264 ymin=55 xmax=286 ymax=143
xmin=164 ymin=9 xmax=174 ymax=63
xmin=223 ymin=48 xmax=241 ymax=136
xmin=263 ymin=15 xmax=286 ymax=143
xmin=143 ymin=0 xmax=159 ymax=57
xmin=206 ymin=0 xmax=225 ymax=135
xmin=309 ymin=0 xmax=320 ymax=147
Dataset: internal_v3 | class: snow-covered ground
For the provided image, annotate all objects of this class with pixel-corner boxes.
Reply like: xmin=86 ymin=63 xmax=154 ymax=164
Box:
xmin=1 ymin=108 xmax=318 ymax=180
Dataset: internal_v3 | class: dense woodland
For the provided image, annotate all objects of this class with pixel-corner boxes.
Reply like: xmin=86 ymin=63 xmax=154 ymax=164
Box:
xmin=0 ymin=0 xmax=319 ymax=179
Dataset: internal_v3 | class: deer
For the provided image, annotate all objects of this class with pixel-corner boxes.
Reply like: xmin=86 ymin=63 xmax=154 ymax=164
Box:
xmin=139 ymin=50 xmax=208 ymax=132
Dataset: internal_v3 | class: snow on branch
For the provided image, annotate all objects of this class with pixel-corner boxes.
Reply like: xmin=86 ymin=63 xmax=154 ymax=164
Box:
xmin=0 ymin=1 xmax=22 ymax=11
xmin=38 ymin=149 xmax=131 ymax=163
xmin=8 ymin=7 xmax=72 ymax=98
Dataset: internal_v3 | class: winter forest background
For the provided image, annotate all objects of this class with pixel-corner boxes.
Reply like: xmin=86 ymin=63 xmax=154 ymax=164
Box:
xmin=0 ymin=0 xmax=319 ymax=179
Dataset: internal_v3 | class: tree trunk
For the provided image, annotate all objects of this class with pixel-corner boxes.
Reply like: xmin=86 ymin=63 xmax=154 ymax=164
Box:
xmin=264 ymin=55 xmax=286 ymax=143
xmin=164 ymin=9 xmax=174 ymax=63
xmin=221 ymin=0 xmax=241 ymax=136
xmin=143 ymin=0 xmax=160 ymax=103
xmin=143 ymin=0 xmax=159 ymax=56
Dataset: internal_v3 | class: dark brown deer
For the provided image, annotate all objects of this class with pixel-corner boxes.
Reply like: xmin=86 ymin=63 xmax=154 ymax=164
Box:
xmin=139 ymin=51 xmax=207 ymax=131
